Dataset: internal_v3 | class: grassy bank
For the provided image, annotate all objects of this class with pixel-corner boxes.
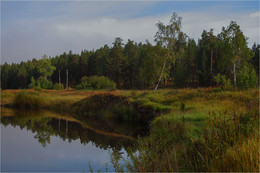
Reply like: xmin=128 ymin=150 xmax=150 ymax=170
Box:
xmin=2 ymin=89 xmax=157 ymax=122
xmin=110 ymin=88 xmax=259 ymax=172
xmin=1 ymin=88 xmax=259 ymax=171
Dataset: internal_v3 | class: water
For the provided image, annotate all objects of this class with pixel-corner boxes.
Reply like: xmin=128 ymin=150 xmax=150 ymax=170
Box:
xmin=1 ymin=108 xmax=149 ymax=172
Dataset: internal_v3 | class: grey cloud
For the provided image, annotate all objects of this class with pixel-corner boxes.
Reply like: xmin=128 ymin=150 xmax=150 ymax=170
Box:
xmin=1 ymin=8 xmax=259 ymax=64
xmin=180 ymin=11 xmax=259 ymax=46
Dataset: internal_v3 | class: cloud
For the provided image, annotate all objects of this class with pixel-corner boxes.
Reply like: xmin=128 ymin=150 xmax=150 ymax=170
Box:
xmin=54 ymin=17 xmax=157 ymax=42
xmin=180 ymin=10 xmax=259 ymax=45
xmin=1 ymin=1 xmax=259 ymax=64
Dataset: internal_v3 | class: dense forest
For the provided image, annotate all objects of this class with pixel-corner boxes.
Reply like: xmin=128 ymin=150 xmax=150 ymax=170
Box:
xmin=1 ymin=13 xmax=259 ymax=90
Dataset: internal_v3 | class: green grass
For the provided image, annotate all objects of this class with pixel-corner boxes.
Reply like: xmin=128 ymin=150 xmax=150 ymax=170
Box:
xmin=107 ymin=88 xmax=259 ymax=172
xmin=13 ymin=91 xmax=44 ymax=109
xmin=1 ymin=88 xmax=259 ymax=172
xmin=113 ymin=110 xmax=259 ymax=172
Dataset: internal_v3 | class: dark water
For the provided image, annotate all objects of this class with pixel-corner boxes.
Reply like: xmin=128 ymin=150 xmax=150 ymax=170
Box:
xmin=1 ymin=108 xmax=149 ymax=172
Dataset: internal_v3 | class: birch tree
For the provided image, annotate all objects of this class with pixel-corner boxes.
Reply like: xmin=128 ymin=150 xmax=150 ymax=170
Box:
xmin=154 ymin=12 xmax=187 ymax=90
xmin=218 ymin=21 xmax=253 ymax=87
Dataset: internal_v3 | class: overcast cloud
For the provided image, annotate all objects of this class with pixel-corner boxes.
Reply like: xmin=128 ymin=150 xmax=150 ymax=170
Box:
xmin=1 ymin=1 xmax=259 ymax=64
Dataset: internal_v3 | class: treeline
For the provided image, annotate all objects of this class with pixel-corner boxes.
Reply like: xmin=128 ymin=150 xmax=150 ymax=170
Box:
xmin=1 ymin=13 xmax=259 ymax=90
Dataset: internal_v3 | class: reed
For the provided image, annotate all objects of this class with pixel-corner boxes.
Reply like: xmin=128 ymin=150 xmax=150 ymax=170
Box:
xmin=13 ymin=91 xmax=44 ymax=109
xmin=112 ymin=110 xmax=259 ymax=172
xmin=2 ymin=88 xmax=259 ymax=171
xmin=194 ymin=110 xmax=259 ymax=172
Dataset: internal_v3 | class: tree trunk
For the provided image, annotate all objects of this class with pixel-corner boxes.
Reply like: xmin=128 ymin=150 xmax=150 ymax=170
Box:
xmin=66 ymin=69 xmax=69 ymax=89
xmin=154 ymin=59 xmax=166 ymax=91
xmin=233 ymin=62 xmax=236 ymax=87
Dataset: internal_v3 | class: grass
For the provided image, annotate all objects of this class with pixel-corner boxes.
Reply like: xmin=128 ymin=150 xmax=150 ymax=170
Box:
xmin=13 ymin=91 xmax=44 ymax=109
xmin=112 ymin=110 xmax=259 ymax=172
xmin=197 ymin=110 xmax=259 ymax=172
xmin=1 ymin=87 xmax=259 ymax=172
xmin=108 ymin=88 xmax=258 ymax=172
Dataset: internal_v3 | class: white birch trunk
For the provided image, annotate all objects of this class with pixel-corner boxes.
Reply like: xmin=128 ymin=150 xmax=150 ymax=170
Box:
xmin=154 ymin=59 xmax=167 ymax=91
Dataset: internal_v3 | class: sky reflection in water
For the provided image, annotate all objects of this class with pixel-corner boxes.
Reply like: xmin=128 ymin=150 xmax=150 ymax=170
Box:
xmin=0 ymin=109 xmax=138 ymax=172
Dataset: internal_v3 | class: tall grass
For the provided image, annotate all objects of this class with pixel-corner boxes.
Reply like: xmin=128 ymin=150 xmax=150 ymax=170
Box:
xmin=194 ymin=110 xmax=259 ymax=172
xmin=4 ymin=88 xmax=259 ymax=171
xmin=13 ymin=91 xmax=44 ymax=109
xmin=111 ymin=110 xmax=259 ymax=172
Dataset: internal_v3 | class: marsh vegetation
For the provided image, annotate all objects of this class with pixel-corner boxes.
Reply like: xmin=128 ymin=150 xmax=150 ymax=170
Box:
xmin=1 ymin=11 xmax=259 ymax=172
xmin=1 ymin=87 xmax=259 ymax=172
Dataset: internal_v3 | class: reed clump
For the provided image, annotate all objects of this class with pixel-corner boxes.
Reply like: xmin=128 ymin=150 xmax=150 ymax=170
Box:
xmin=112 ymin=110 xmax=259 ymax=172
xmin=193 ymin=110 xmax=259 ymax=172
xmin=112 ymin=117 xmax=192 ymax=172
xmin=13 ymin=91 xmax=44 ymax=109
xmin=72 ymin=93 xmax=145 ymax=121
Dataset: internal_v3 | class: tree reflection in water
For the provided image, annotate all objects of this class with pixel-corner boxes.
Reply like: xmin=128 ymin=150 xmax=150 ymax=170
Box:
xmin=1 ymin=108 xmax=149 ymax=151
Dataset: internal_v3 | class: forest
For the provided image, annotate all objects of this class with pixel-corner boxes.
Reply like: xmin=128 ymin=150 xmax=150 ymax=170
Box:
xmin=1 ymin=13 xmax=259 ymax=90
xmin=1 ymin=12 xmax=259 ymax=172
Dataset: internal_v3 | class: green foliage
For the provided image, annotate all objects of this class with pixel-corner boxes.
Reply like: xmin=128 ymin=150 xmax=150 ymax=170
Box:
xmin=237 ymin=65 xmax=258 ymax=89
xmin=76 ymin=76 xmax=116 ymax=90
xmin=109 ymin=88 xmax=259 ymax=172
xmin=193 ymin=111 xmax=259 ymax=172
xmin=113 ymin=110 xmax=259 ymax=172
xmin=37 ymin=77 xmax=53 ymax=89
xmin=214 ymin=74 xmax=232 ymax=90
xmin=154 ymin=12 xmax=187 ymax=89
xmin=13 ymin=91 xmax=44 ymax=109
xmin=1 ymin=63 xmax=10 ymax=89
xmin=251 ymin=44 xmax=259 ymax=79
xmin=112 ymin=104 xmax=139 ymax=121
xmin=34 ymin=86 xmax=42 ymax=91
xmin=29 ymin=76 xmax=36 ymax=89
xmin=118 ymin=118 xmax=189 ymax=172
xmin=110 ymin=151 xmax=125 ymax=172
xmin=71 ymin=93 xmax=147 ymax=122
xmin=36 ymin=56 xmax=56 ymax=78
xmin=1 ymin=13 xmax=257 ymax=90
xmin=75 ymin=83 xmax=83 ymax=90
xmin=54 ymin=83 xmax=64 ymax=90
xmin=180 ymin=102 xmax=185 ymax=112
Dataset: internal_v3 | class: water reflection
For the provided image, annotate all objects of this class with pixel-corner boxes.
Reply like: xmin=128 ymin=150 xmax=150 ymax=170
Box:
xmin=1 ymin=108 xmax=149 ymax=172
xmin=1 ymin=108 xmax=149 ymax=149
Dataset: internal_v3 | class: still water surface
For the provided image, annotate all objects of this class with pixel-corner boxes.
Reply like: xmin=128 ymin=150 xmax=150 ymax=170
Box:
xmin=1 ymin=108 xmax=149 ymax=172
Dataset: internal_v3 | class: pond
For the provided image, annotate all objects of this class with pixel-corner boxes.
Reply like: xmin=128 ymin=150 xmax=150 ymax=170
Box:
xmin=1 ymin=108 xmax=149 ymax=172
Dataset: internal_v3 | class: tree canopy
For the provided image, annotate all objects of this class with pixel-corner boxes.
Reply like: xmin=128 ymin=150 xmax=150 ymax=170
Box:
xmin=1 ymin=13 xmax=258 ymax=90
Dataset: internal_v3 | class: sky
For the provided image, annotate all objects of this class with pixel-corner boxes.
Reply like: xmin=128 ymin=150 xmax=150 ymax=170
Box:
xmin=1 ymin=0 xmax=259 ymax=64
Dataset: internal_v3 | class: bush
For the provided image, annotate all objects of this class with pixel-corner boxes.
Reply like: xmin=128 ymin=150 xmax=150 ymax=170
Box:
xmin=29 ymin=77 xmax=36 ymax=89
xmin=13 ymin=91 xmax=44 ymax=109
xmin=214 ymin=74 xmax=232 ymax=90
xmin=76 ymin=76 xmax=116 ymax=90
xmin=237 ymin=66 xmax=258 ymax=89
xmin=37 ymin=77 xmax=53 ymax=89
xmin=54 ymin=83 xmax=64 ymax=90
xmin=75 ymin=84 xmax=83 ymax=90
xmin=29 ymin=76 xmax=53 ymax=90
xmin=34 ymin=86 xmax=42 ymax=91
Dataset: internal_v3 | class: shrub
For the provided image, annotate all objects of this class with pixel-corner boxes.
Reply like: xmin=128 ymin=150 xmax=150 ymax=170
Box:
xmin=76 ymin=76 xmax=116 ymax=90
xmin=237 ymin=65 xmax=258 ymax=89
xmin=75 ymin=84 xmax=83 ymax=90
xmin=54 ymin=83 xmax=64 ymax=90
xmin=214 ymin=74 xmax=232 ymax=90
xmin=37 ymin=77 xmax=53 ymax=89
xmin=29 ymin=77 xmax=36 ymax=89
xmin=34 ymin=86 xmax=42 ymax=91
xmin=13 ymin=91 xmax=44 ymax=109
